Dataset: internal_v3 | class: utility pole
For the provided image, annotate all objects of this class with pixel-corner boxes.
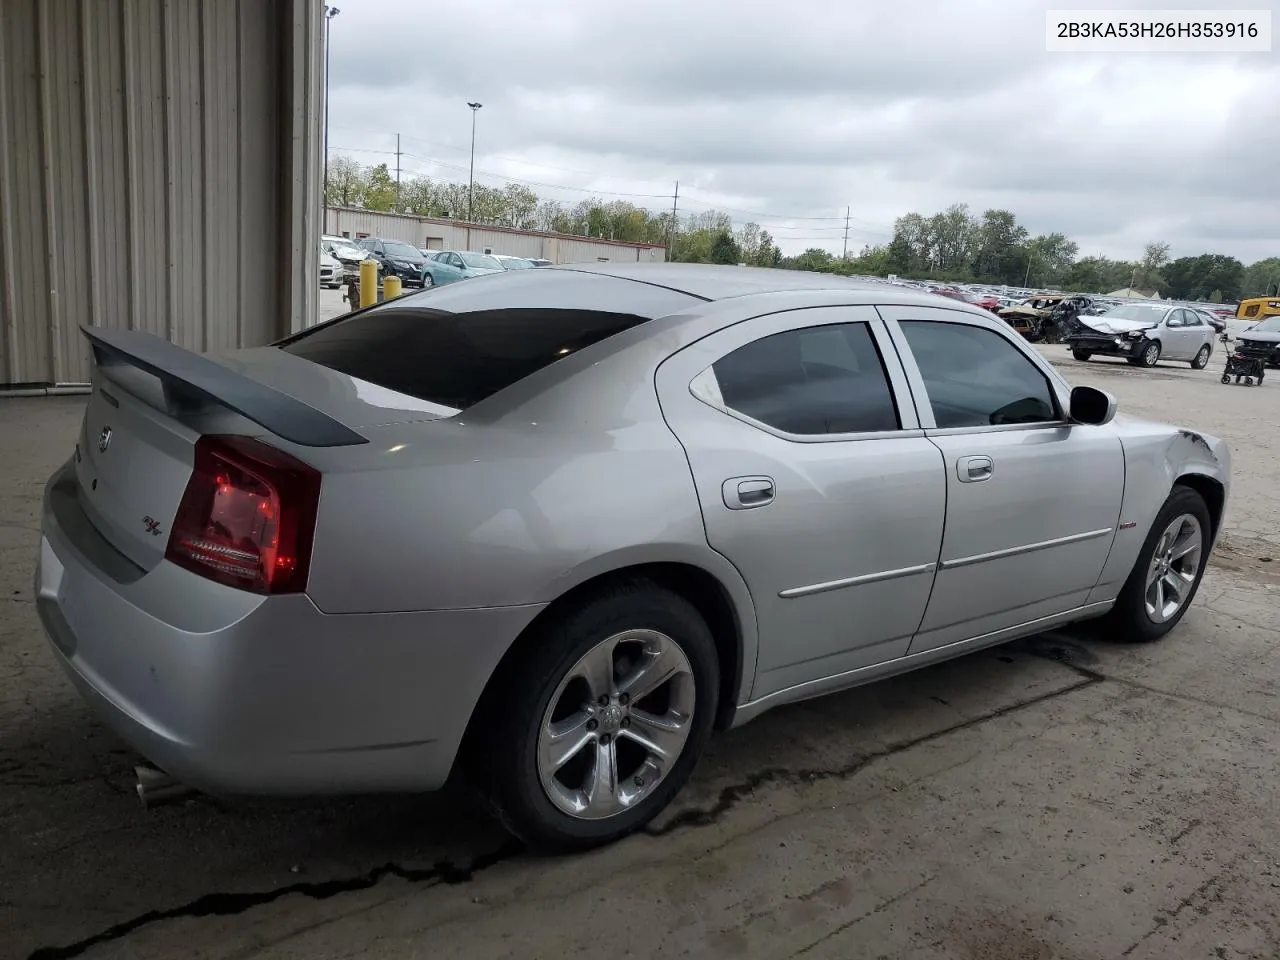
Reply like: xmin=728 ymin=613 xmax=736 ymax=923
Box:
xmin=467 ymin=101 xmax=482 ymax=222
xmin=668 ymin=181 xmax=679 ymax=262
xmin=394 ymin=132 xmax=402 ymax=211
xmin=842 ymin=205 xmax=850 ymax=260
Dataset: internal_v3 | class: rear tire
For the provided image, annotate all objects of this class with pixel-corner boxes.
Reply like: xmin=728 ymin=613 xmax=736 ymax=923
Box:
xmin=467 ymin=579 xmax=719 ymax=851
xmin=1103 ymin=486 xmax=1211 ymax=643
xmin=1191 ymin=345 xmax=1210 ymax=369
xmin=1072 ymin=349 xmax=1092 ymax=362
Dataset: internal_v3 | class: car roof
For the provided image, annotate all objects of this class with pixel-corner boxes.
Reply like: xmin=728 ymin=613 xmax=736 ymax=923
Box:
xmin=546 ymin=262 xmax=896 ymax=302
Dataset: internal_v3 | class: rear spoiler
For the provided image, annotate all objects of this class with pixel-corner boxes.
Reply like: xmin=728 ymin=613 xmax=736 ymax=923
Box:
xmin=82 ymin=326 xmax=368 ymax=448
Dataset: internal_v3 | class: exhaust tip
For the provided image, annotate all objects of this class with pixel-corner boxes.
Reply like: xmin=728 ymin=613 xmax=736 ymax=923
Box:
xmin=134 ymin=764 xmax=194 ymax=808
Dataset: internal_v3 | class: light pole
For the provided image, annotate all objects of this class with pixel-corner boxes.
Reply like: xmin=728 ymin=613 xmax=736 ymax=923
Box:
xmin=467 ymin=101 xmax=482 ymax=222
xmin=322 ymin=6 xmax=340 ymax=219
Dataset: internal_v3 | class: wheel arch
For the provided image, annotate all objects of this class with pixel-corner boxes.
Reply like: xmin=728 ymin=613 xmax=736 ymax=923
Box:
xmin=1173 ymin=472 xmax=1225 ymax=542
xmin=455 ymin=559 xmax=754 ymax=777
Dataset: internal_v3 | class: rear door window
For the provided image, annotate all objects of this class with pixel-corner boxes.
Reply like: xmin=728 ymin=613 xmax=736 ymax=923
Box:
xmin=709 ymin=322 xmax=900 ymax=435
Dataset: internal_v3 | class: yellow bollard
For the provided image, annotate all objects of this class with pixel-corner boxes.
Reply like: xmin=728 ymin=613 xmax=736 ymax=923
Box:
xmin=383 ymin=275 xmax=402 ymax=300
xmin=359 ymin=259 xmax=378 ymax=308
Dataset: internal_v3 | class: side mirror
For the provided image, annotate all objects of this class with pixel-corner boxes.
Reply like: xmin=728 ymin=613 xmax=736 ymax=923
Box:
xmin=1069 ymin=385 xmax=1117 ymax=426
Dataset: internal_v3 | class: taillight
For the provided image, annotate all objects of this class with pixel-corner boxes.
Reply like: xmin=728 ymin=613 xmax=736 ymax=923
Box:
xmin=166 ymin=436 xmax=322 ymax=595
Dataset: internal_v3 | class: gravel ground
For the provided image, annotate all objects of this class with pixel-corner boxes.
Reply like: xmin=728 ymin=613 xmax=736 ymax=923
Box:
xmin=2 ymin=333 xmax=1278 ymax=960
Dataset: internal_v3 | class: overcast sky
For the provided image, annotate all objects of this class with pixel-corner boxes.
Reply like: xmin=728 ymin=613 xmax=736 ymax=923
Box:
xmin=325 ymin=0 xmax=1279 ymax=263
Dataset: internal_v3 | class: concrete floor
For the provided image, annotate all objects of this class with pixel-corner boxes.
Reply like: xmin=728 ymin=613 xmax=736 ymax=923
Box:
xmin=2 ymin=335 xmax=1279 ymax=960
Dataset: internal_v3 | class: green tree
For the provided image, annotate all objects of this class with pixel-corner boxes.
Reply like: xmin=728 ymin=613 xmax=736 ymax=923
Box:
xmin=710 ymin=231 xmax=741 ymax=265
xmin=362 ymin=163 xmax=398 ymax=212
xmin=849 ymin=244 xmax=892 ymax=275
xmin=970 ymin=210 xmax=1029 ymax=284
xmin=1129 ymin=241 xmax=1171 ymax=294
xmin=1162 ymin=254 xmax=1244 ymax=301
xmin=784 ymin=248 xmax=836 ymax=272
xmin=325 ymin=155 xmax=367 ymax=207
xmin=1242 ymin=257 xmax=1280 ymax=298
xmin=1024 ymin=233 xmax=1079 ymax=288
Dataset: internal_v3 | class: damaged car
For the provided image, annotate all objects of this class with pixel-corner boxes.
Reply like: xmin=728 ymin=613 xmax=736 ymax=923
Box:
xmin=1064 ymin=303 xmax=1216 ymax=369
xmin=1236 ymin=314 xmax=1280 ymax=368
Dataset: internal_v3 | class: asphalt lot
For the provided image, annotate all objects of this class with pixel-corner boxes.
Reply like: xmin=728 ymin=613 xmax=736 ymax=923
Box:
xmin=3 ymin=329 xmax=1279 ymax=960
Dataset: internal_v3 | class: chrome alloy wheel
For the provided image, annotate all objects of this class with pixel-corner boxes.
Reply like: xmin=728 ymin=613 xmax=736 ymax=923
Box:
xmin=1144 ymin=513 xmax=1203 ymax=624
xmin=536 ymin=629 xmax=695 ymax=820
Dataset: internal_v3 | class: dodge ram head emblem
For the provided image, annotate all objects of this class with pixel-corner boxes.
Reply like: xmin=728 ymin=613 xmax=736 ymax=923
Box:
xmin=97 ymin=426 xmax=112 ymax=453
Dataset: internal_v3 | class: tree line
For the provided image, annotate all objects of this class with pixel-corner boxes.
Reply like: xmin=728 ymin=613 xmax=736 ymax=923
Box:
xmin=325 ymin=158 xmax=1279 ymax=300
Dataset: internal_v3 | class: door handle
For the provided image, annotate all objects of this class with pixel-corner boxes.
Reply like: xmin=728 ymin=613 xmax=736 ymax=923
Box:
xmin=723 ymin=476 xmax=775 ymax=510
xmin=957 ymin=455 xmax=994 ymax=483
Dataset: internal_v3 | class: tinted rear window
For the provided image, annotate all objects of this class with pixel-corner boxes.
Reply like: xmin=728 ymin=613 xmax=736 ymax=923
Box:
xmin=278 ymin=270 xmax=702 ymax=409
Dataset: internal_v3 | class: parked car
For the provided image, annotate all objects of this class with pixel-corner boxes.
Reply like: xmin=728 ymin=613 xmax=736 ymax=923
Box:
xmin=1192 ymin=308 xmax=1227 ymax=334
xmin=1236 ymin=314 xmax=1280 ymax=367
xmin=322 ymin=235 xmax=371 ymax=282
xmin=432 ymin=250 xmax=506 ymax=278
xmin=358 ymin=237 xmax=430 ymax=287
xmin=319 ymin=246 xmax=342 ymax=289
xmin=962 ymin=292 xmax=1000 ymax=313
xmin=495 ymin=255 xmax=536 ymax=270
xmin=36 ymin=264 xmax=1230 ymax=851
xmin=414 ymin=250 xmax=468 ymax=287
xmin=1063 ymin=303 xmax=1217 ymax=368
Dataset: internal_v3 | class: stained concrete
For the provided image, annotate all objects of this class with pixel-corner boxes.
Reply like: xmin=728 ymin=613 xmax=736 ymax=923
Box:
xmin=2 ymin=341 xmax=1278 ymax=960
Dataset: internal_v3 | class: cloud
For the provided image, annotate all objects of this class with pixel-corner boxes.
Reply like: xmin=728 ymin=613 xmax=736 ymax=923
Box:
xmin=324 ymin=0 xmax=1280 ymax=263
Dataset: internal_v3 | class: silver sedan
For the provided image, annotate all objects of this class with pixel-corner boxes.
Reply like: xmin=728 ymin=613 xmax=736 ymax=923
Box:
xmin=36 ymin=264 xmax=1230 ymax=850
xmin=1064 ymin=302 xmax=1218 ymax=368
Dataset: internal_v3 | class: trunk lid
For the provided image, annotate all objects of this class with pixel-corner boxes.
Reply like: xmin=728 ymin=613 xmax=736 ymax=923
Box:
xmin=71 ymin=326 xmax=403 ymax=571
xmin=210 ymin=346 xmax=459 ymax=429
xmin=75 ymin=374 xmax=200 ymax=571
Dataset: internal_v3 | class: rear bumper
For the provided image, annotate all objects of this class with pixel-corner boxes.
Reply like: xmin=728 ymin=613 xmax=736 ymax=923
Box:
xmin=36 ymin=460 xmax=544 ymax=795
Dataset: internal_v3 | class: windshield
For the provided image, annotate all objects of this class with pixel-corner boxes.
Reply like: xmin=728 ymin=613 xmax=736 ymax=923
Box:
xmin=383 ymin=241 xmax=421 ymax=259
xmin=331 ymin=243 xmax=363 ymax=259
xmin=500 ymin=258 xmax=534 ymax=269
xmin=1250 ymin=316 xmax=1280 ymax=333
xmin=460 ymin=253 xmax=503 ymax=270
xmin=1100 ymin=304 xmax=1166 ymax=323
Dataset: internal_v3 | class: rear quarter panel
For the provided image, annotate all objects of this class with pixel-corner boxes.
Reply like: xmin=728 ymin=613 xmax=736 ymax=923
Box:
xmin=299 ymin=325 xmax=755 ymax=609
xmin=1086 ymin=417 xmax=1230 ymax=604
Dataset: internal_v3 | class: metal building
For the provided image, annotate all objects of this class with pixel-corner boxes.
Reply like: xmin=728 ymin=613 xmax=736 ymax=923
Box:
xmin=0 ymin=0 xmax=323 ymax=391
xmin=325 ymin=207 xmax=667 ymax=265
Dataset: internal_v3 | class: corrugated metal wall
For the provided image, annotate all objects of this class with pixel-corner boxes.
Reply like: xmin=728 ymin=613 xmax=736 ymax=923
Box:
xmin=0 ymin=0 xmax=322 ymax=388
xmin=324 ymin=207 xmax=667 ymax=265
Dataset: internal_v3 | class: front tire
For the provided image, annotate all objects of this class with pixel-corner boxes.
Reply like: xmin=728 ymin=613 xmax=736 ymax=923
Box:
xmin=422 ymin=273 xmax=434 ymax=287
xmin=1139 ymin=341 xmax=1161 ymax=367
xmin=469 ymin=580 xmax=719 ymax=851
xmin=1104 ymin=486 xmax=1211 ymax=642
xmin=1191 ymin=345 xmax=1210 ymax=369
xmin=1072 ymin=349 xmax=1092 ymax=362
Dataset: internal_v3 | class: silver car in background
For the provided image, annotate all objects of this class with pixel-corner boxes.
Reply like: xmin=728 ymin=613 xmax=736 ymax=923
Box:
xmin=35 ymin=264 xmax=1230 ymax=850
xmin=1064 ymin=302 xmax=1217 ymax=368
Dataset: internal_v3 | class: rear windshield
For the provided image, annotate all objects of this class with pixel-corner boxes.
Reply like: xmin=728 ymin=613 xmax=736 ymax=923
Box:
xmin=278 ymin=270 xmax=702 ymax=409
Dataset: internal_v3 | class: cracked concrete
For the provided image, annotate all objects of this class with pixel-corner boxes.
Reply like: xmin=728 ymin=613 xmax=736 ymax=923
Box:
xmin=3 ymin=341 xmax=1280 ymax=960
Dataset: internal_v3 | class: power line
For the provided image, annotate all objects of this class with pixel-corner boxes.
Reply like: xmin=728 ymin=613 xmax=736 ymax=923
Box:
xmin=328 ymin=144 xmax=897 ymax=237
